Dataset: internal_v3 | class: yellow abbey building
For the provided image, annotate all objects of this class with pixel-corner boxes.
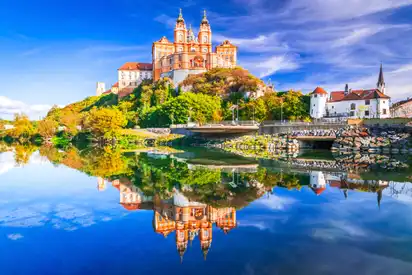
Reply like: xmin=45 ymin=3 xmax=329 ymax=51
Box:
xmin=152 ymin=9 xmax=238 ymax=84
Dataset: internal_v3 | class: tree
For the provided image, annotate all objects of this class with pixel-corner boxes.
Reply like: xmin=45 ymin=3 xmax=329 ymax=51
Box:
xmin=60 ymin=112 xmax=81 ymax=135
xmin=83 ymin=107 xmax=127 ymax=138
xmin=38 ymin=119 xmax=58 ymax=140
xmin=9 ymin=114 xmax=36 ymax=142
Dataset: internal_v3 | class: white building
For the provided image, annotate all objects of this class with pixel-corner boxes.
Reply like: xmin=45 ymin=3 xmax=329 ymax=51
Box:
xmin=310 ymin=65 xmax=391 ymax=119
xmin=97 ymin=62 xmax=153 ymax=98
xmin=309 ymin=171 xmax=327 ymax=195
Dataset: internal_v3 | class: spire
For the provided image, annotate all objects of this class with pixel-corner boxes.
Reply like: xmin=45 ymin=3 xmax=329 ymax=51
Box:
xmin=377 ymin=189 xmax=382 ymax=210
xmin=377 ymin=63 xmax=385 ymax=92
xmin=201 ymin=9 xmax=209 ymax=24
xmin=177 ymin=8 xmax=184 ymax=23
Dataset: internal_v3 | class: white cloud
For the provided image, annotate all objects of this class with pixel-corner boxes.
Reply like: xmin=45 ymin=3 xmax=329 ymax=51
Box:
xmin=242 ymin=54 xmax=300 ymax=78
xmin=0 ymin=96 xmax=51 ymax=120
xmin=254 ymin=194 xmax=296 ymax=210
xmin=282 ymin=0 xmax=412 ymax=22
xmin=7 ymin=233 xmax=24 ymax=240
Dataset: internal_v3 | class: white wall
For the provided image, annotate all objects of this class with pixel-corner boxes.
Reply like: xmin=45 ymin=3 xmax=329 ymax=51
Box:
xmin=310 ymin=94 xmax=327 ymax=119
xmin=118 ymin=70 xmax=153 ymax=89
xmin=326 ymin=98 xmax=390 ymax=118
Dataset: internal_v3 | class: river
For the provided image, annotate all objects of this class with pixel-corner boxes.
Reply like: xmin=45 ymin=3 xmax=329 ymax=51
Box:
xmin=0 ymin=145 xmax=412 ymax=274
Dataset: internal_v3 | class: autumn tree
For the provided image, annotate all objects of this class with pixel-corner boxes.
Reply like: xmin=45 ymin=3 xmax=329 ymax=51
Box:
xmin=83 ymin=107 xmax=127 ymax=139
xmin=9 ymin=114 xmax=36 ymax=142
xmin=37 ymin=119 xmax=58 ymax=140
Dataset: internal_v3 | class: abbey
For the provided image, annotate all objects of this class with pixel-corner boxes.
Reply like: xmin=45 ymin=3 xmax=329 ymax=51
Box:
xmin=152 ymin=9 xmax=237 ymax=84
xmin=96 ymin=9 xmax=237 ymax=97
xmin=310 ymin=65 xmax=391 ymax=119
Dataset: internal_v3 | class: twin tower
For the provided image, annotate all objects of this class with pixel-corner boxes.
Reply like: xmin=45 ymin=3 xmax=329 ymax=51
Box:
xmin=152 ymin=9 xmax=238 ymax=84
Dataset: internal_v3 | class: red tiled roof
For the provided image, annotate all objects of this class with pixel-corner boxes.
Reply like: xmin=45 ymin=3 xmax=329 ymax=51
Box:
xmin=329 ymin=89 xmax=390 ymax=102
xmin=102 ymin=89 xmax=112 ymax=95
xmin=120 ymin=203 xmax=141 ymax=211
xmin=118 ymin=62 xmax=153 ymax=71
xmin=312 ymin=187 xmax=326 ymax=195
xmin=112 ymin=82 xmax=119 ymax=88
xmin=312 ymin=87 xmax=328 ymax=95
xmin=330 ymin=91 xmax=345 ymax=102
xmin=118 ymin=87 xmax=135 ymax=98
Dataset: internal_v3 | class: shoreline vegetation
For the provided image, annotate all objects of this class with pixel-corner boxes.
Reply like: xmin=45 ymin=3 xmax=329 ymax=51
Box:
xmin=0 ymin=67 xmax=311 ymax=149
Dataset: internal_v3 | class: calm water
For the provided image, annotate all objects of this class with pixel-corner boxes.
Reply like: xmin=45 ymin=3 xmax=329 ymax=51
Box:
xmin=1 ymin=145 xmax=412 ymax=275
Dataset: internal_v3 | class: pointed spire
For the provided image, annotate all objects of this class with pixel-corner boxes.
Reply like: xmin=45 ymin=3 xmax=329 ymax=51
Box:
xmin=377 ymin=189 xmax=382 ymax=210
xmin=203 ymin=248 xmax=209 ymax=261
xmin=377 ymin=63 xmax=385 ymax=91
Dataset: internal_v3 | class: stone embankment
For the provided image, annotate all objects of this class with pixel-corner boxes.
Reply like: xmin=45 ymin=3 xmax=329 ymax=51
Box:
xmin=332 ymin=127 xmax=412 ymax=154
xmin=217 ymin=135 xmax=300 ymax=153
xmin=287 ymin=154 xmax=409 ymax=172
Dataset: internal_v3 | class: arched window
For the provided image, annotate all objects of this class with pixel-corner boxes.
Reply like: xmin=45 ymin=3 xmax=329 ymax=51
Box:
xmin=350 ymin=103 xmax=356 ymax=110
xmin=178 ymin=33 xmax=183 ymax=42
xmin=203 ymin=35 xmax=208 ymax=43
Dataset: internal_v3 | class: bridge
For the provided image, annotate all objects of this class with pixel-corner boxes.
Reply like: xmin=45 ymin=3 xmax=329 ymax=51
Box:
xmin=171 ymin=120 xmax=345 ymax=138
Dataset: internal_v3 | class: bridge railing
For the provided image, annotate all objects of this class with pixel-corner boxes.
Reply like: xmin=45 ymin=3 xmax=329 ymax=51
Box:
xmin=171 ymin=120 xmax=260 ymax=128
xmin=261 ymin=120 xmax=347 ymax=126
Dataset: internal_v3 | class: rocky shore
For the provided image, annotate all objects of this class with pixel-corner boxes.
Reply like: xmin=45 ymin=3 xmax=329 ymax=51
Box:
xmin=332 ymin=127 xmax=412 ymax=154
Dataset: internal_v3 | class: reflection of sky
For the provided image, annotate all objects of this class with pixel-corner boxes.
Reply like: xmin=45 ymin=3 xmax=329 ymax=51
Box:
xmin=1 ymin=153 xmax=412 ymax=275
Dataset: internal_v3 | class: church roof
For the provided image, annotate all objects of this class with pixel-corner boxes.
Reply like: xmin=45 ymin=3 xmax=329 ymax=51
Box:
xmin=312 ymin=87 xmax=328 ymax=95
xmin=118 ymin=62 xmax=153 ymax=71
xmin=112 ymin=82 xmax=119 ymax=88
xmin=329 ymin=89 xmax=390 ymax=102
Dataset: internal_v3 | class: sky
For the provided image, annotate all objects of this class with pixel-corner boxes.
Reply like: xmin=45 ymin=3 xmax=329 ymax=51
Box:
xmin=0 ymin=0 xmax=412 ymax=119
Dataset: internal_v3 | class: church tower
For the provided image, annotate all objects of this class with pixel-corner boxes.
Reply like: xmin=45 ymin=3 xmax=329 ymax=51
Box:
xmin=198 ymin=10 xmax=212 ymax=54
xmin=199 ymin=221 xmax=212 ymax=260
xmin=377 ymin=63 xmax=386 ymax=94
xmin=174 ymin=9 xmax=187 ymax=49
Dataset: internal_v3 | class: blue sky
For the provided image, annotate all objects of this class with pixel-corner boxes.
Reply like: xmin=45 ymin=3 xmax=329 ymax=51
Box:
xmin=1 ymin=0 xmax=412 ymax=119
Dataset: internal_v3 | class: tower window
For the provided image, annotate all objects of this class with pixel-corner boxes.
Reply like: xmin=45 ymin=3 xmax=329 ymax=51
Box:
xmin=203 ymin=35 xmax=208 ymax=43
xmin=350 ymin=103 xmax=356 ymax=110
xmin=365 ymin=111 xmax=370 ymax=116
xmin=383 ymin=109 xmax=387 ymax=114
xmin=365 ymin=99 xmax=370 ymax=105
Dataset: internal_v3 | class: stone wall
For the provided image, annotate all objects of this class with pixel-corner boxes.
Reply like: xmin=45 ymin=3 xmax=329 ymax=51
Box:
xmin=332 ymin=127 xmax=412 ymax=154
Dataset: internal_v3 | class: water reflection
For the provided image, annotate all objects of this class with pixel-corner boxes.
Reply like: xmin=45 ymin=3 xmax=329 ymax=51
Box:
xmin=1 ymin=144 xmax=412 ymax=271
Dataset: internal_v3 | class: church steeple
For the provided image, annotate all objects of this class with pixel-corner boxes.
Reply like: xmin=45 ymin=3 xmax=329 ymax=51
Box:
xmin=377 ymin=63 xmax=386 ymax=94
xmin=177 ymin=8 xmax=184 ymax=23
xmin=201 ymin=10 xmax=209 ymax=25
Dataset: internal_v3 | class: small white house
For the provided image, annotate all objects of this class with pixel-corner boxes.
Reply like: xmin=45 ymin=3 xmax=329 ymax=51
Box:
xmin=310 ymin=65 xmax=391 ymax=119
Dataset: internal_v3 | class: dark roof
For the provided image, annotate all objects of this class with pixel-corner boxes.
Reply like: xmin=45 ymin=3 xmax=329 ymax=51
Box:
xmin=377 ymin=63 xmax=385 ymax=87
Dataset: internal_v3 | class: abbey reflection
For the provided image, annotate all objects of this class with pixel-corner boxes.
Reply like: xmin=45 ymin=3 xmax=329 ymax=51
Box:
xmin=98 ymin=177 xmax=237 ymax=261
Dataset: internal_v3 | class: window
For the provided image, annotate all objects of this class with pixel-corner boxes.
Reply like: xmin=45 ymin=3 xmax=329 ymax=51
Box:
xmin=203 ymin=48 xmax=207 ymax=53
xmin=350 ymin=111 xmax=355 ymax=116
xmin=178 ymin=47 xmax=183 ymax=52
xmin=383 ymin=109 xmax=387 ymax=114
xmin=365 ymin=110 xmax=370 ymax=116
xmin=365 ymin=99 xmax=370 ymax=105
xmin=178 ymin=33 xmax=183 ymax=42
xmin=191 ymin=47 xmax=196 ymax=52
xmin=311 ymin=109 xmax=313 ymax=114
xmin=314 ymin=94 xmax=317 ymax=98
xmin=332 ymin=106 xmax=334 ymax=109
xmin=383 ymin=101 xmax=386 ymax=104
xmin=203 ymin=35 xmax=208 ymax=43
xmin=313 ymin=104 xmax=315 ymax=107
xmin=350 ymin=103 xmax=356 ymax=110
